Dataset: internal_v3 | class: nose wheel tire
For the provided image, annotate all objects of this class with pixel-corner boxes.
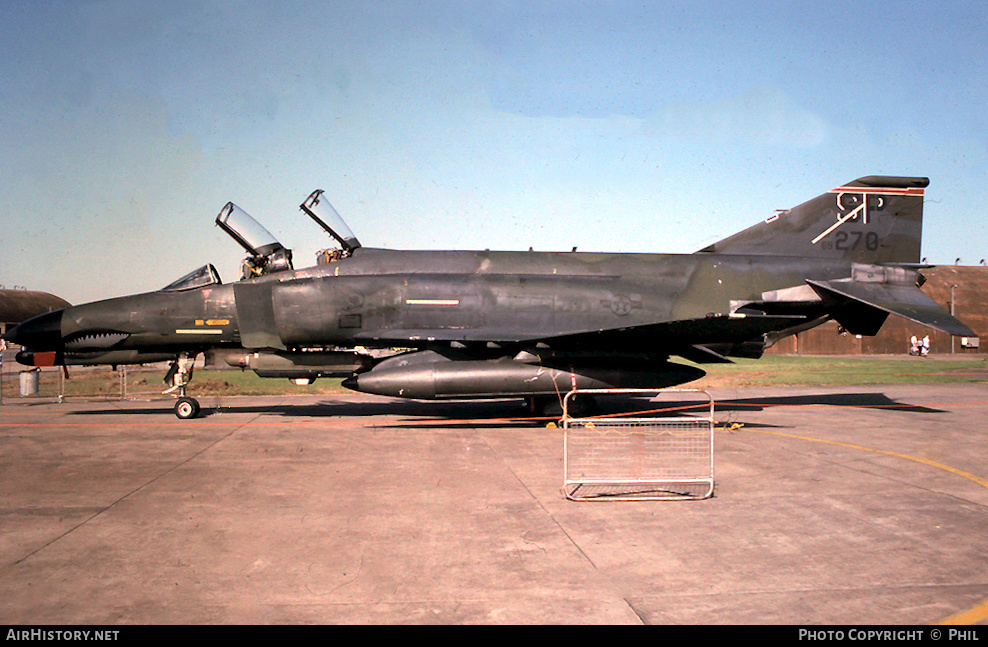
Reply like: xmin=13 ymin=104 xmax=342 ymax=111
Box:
xmin=175 ymin=397 xmax=201 ymax=420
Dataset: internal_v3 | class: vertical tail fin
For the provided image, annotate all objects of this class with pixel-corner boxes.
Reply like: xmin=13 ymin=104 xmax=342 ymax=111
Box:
xmin=698 ymin=176 xmax=929 ymax=264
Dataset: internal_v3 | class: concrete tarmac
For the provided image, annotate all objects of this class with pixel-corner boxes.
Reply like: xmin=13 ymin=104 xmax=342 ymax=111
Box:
xmin=1 ymin=383 xmax=987 ymax=625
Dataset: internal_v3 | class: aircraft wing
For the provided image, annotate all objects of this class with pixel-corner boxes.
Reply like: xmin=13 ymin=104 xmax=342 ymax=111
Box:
xmin=354 ymin=327 xmax=553 ymax=346
xmin=354 ymin=313 xmax=808 ymax=359
xmin=535 ymin=313 xmax=806 ymax=347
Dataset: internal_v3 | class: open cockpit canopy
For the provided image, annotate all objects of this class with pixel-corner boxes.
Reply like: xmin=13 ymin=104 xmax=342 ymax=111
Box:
xmin=210 ymin=190 xmax=361 ymax=277
xmin=216 ymin=202 xmax=293 ymax=278
xmin=301 ymin=190 xmax=361 ymax=262
xmin=216 ymin=202 xmax=287 ymax=258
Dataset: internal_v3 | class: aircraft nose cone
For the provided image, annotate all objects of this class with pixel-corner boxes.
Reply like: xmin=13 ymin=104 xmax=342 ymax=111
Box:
xmin=4 ymin=309 xmax=64 ymax=350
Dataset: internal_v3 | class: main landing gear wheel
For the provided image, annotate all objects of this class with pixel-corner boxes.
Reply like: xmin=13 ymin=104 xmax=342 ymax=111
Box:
xmin=175 ymin=396 xmax=201 ymax=420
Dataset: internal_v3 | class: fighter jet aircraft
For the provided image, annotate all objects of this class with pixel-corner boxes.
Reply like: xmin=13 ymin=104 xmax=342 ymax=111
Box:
xmin=4 ymin=176 xmax=975 ymax=418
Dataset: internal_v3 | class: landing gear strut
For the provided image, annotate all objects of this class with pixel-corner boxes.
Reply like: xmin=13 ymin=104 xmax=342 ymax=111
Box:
xmin=164 ymin=352 xmax=201 ymax=419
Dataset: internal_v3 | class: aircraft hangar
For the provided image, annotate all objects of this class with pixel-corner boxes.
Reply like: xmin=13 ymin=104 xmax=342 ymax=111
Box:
xmin=0 ymin=288 xmax=70 ymax=337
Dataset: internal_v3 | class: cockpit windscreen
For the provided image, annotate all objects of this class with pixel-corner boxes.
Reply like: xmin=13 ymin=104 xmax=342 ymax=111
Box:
xmin=160 ymin=264 xmax=222 ymax=292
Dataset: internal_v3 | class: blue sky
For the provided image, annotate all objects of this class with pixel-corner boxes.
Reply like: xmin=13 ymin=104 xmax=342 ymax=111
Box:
xmin=2 ymin=0 xmax=986 ymax=303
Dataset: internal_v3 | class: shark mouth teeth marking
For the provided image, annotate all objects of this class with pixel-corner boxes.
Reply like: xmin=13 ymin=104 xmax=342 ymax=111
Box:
xmin=63 ymin=331 xmax=131 ymax=351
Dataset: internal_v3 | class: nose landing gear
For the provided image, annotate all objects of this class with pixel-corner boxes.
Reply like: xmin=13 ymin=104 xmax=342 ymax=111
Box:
xmin=174 ymin=396 xmax=201 ymax=419
xmin=164 ymin=352 xmax=202 ymax=419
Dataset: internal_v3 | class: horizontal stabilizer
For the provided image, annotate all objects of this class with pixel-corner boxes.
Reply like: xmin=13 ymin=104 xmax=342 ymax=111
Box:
xmin=807 ymin=278 xmax=975 ymax=337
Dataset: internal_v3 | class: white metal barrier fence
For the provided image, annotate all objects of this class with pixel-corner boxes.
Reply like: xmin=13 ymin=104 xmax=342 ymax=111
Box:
xmin=562 ymin=389 xmax=715 ymax=501
xmin=0 ymin=365 xmax=168 ymax=403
